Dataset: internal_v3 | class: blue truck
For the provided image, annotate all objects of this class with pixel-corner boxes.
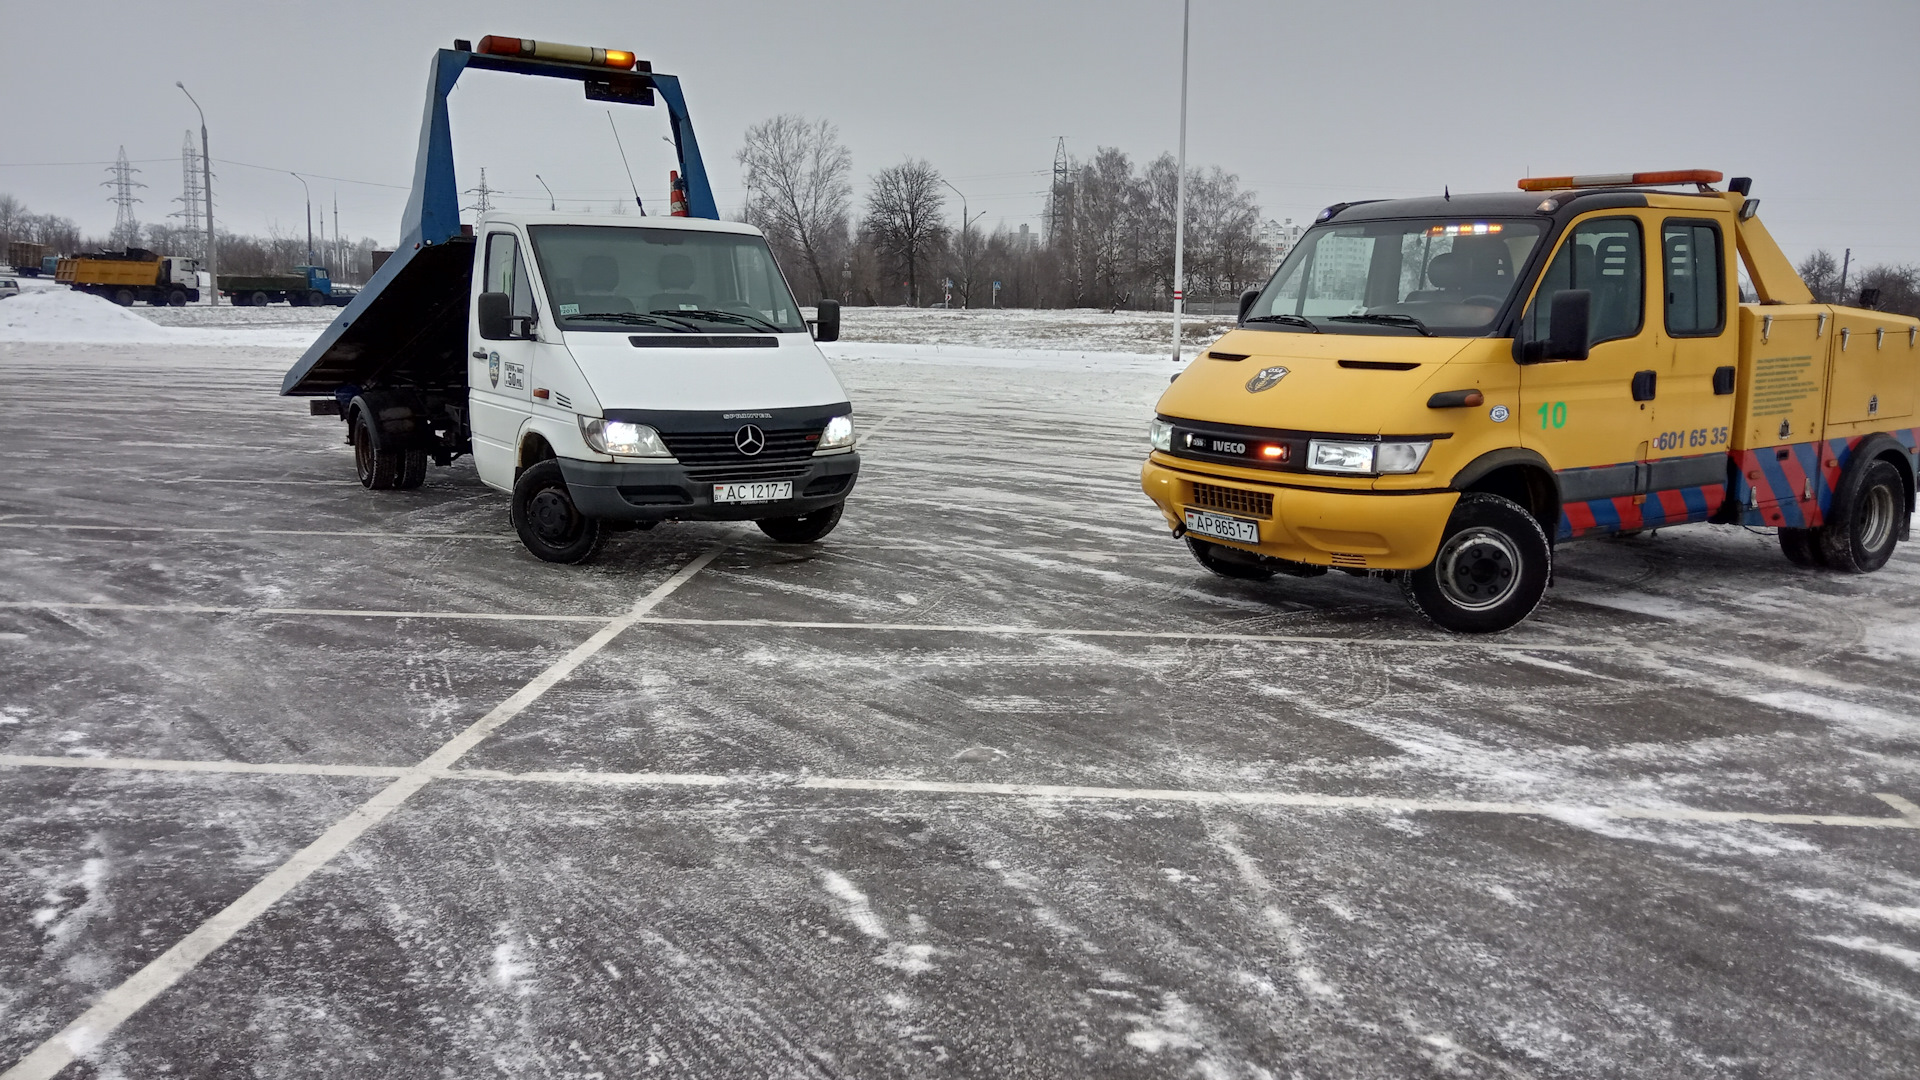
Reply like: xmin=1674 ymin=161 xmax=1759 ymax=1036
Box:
xmin=218 ymin=265 xmax=343 ymax=306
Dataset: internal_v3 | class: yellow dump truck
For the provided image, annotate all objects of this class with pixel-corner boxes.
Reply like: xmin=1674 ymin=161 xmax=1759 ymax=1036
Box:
xmin=55 ymin=248 xmax=202 ymax=306
xmin=1141 ymin=171 xmax=1919 ymax=632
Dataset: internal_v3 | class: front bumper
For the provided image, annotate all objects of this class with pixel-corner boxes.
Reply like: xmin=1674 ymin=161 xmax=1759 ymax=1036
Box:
xmin=1141 ymin=455 xmax=1456 ymax=571
xmin=559 ymin=451 xmax=860 ymax=522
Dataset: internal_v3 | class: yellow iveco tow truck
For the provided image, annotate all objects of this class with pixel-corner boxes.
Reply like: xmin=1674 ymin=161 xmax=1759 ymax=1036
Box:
xmin=1142 ymin=170 xmax=1920 ymax=632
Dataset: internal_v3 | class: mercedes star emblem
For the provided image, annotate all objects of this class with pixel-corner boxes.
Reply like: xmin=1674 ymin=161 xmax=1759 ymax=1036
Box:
xmin=1246 ymin=366 xmax=1290 ymax=393
xmin=734 ymin=424 xmax=766 ymax=456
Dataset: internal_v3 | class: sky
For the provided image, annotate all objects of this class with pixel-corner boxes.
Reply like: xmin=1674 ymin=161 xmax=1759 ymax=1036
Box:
xmin=4 ymin=0 xmax=1917 ymax=266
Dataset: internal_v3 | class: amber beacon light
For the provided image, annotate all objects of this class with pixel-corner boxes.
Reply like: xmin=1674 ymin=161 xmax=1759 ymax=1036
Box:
xmin=475 ymin=36 xmax=637 ymax=70
xmin=1517 ymin=169 xmax=1723 ymax=192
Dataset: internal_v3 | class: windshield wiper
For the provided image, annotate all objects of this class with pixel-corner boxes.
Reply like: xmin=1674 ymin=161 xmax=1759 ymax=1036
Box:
xmin=652 ymin=308 xmax=784 ymax=333
xmin=1243 ymin=313 xmax=1320 ymax=333
xmin=1326 ymin=313 xmax=1435 ymax=336
xmin=571 ymin=312 xmax=698 ymax=331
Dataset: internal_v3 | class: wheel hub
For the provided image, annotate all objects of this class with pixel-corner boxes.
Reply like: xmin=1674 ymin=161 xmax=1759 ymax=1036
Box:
xmin=1858 ymin=484 xmax=1895 ymax=551
xmin=528 ymin=489 xmax=578 ymax=542
xmin=1437 ymin=527 xmax=1521 ymax=610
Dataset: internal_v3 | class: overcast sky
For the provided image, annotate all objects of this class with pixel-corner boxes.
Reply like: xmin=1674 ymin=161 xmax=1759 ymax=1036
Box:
xmin=5 ymin=0 xmax=1917 ymax=266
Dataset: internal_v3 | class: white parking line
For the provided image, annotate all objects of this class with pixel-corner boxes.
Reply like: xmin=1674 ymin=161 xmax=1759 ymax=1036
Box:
xmin=0 ymin=546 xmax=723 ymax=1080
xmin=0 ymin=523 xmax=502 ymax=540
xmin=3 ymin=753 xmax=1913 ymax=832
xmin=0 ymin=602 xmax=613 ymax=624
xmin=0 ymin=600 xmax=1610 ymax=650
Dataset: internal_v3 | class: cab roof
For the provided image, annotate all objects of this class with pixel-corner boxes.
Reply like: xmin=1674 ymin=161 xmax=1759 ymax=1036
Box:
xmin=1325 ymin=186 xmax=1727 ymax=225
xmin=474 ymin=211 xmax=763 ymax=236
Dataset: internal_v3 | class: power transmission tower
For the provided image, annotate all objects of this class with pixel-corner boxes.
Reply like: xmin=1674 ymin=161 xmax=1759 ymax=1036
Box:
xmin=103 ymin=146 xmax=146 ymax=249
xmin=1046 ymin=136 xmax=1070 ymax=246
xmin=172 ymin=131 xmax=205 ymax=256
xmin=464 ymin=168 xmax=494 ymax=215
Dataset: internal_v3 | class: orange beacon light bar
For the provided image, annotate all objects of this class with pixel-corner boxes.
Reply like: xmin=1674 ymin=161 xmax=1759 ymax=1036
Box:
xmin=475 ymin=36 xmax=637 ymax=70
xmin=1517 ymin=169 xmax=1723 ymax=192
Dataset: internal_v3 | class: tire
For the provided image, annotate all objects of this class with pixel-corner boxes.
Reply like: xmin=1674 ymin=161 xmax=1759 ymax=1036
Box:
xmin=1778 ymin=526 xmax=1827 ymax=568
xmin=1184 ymin=536 xmax=1275 ymax=581
xmin=757 ymin=502 xmax=844 ymax=544
xmin=395 ymin=448 xmax=428 ymax=490
xmin=112 ymin=288 xmax=135 ymax=306
xmin=1402 ymin=492 xmax=1551 ymax=633
xmin=351 ymin=409 xmax=399 ymax=490
xmin=308 ymin=291 xmax=329 ymax=308
xmin=167 ymin=289 xmax=188 ymax=307
xmin=250 ymin=291 xmax=270 ymax=307
xmin=1817 ymin=457 xmax=1904 ymax=573
xmin=511 ymin=460 xmax=604 ymax=564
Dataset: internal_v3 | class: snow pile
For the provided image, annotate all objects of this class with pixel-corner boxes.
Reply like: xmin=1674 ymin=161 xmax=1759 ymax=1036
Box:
xmin=0 ymin=289 xmax=194 ymax=344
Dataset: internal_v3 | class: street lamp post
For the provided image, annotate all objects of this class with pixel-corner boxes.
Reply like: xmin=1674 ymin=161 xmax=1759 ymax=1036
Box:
xmin=939 ymin=178 xmax=986 ymax=309
xmin=290 ymin=172 xmax=314 ymax=266
xmin=176 ymin=82 xmax=218 ymax=305
xmin=535 ymin=174 xmax=556 ymax=211
xmin=1171 ymin=0 xmax=1191 ymax=362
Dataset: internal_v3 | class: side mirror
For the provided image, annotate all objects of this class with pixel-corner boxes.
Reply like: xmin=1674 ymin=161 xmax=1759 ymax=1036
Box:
xmin=1237 ymin=288 xmax=1260 ymax=325
xmin=1523 ymin=289 xmax=1591 ymax=362
xmin=812 ymin=299 xmax=841 ymax=343
xmin=477 ymin=291 xmax=514 ymax=340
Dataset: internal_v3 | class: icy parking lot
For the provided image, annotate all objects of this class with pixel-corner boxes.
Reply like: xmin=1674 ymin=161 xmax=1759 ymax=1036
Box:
xmin=2 ymin=303 xmax=1919 ymax=1078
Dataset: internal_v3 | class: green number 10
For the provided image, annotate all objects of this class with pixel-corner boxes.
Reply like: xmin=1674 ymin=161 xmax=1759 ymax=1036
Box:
xmin=1537 ymin=401 xmax=1568 ymax=429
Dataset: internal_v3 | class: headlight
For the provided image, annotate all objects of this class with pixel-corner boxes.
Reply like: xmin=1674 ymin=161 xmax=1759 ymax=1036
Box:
xmin=816 ymin=414 xmax=856 ymax=452
xmin=1148 ymin=418 xmax=1173 ymax=452
xmin=1375 ymin=441 xmax=1432 ymax=474
xmin=1305 ymin=439 xmax=1431 ymax=475
xmin=579 ymin=416 xmax=671 ymax=458
xmin=1307 ymin=440 xmax=1375 ymax=474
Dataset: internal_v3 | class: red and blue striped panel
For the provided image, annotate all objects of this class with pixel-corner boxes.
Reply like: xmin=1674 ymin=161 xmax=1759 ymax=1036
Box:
xmin=1560 ymin=484 xmax=1726 ymax=540
xmin=1730 ymin=427 xmax=1920 ymax=528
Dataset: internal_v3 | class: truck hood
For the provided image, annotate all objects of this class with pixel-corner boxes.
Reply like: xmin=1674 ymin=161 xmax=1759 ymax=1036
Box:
xmin=563 ymin=332 xmax=850 ymax=412
xmin=1156 ymin=329 xmax=1476 ymax=434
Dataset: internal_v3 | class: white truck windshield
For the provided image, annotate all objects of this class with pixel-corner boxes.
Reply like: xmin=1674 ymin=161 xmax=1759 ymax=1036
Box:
xmin=1248 ymin=219 xmax=1545 ymax=336
xmin=527 ymin=225 xmax=806 ymax=334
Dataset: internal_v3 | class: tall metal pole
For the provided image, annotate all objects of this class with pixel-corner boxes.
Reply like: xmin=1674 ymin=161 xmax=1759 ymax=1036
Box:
xmin=291 ymin=172 xmax=313 ymax=265
xmin=177 ymin=82 xmax=218 ymax=305
xmin=536 ymin=174 xmax=556 ymax=211
xmin=1171 ymin=0 xmax=1190 ymax=362
xmin=940 ymin=178 xmax=983 ymax=308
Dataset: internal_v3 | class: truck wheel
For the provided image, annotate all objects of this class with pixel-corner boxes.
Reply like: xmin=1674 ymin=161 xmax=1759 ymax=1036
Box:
xmin=308 ymin=291 xmax=328 ymax=308
xmin=1817 ymin=458 xmax=1904 ymax=573
xmin=250 ymin=291 xmax=270 ymax=307
xmin=395 ymin=448 xmax=428 ymax=490
xmin=112 ymin=288 xmax=135 ymax=306
xmin=512 ymin=460 xmax=604 ymax=563
xmin=757 ymin=502 xmax=843 ymax=543
xmin=1185 ymin=537 xmax=1275 ymax=581
xmin=352 ymin=410 xmax=400 ymax=490
xmin=167 ymin=289 xmax=188 ymax=307
xmin=1402 ymin=492 xmax=1551 ymax=633
xmin=1778 ymin=527 xmax=1827 ymax=568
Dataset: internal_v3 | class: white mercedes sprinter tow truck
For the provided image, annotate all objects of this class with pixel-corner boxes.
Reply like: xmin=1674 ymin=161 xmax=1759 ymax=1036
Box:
xmin=281 ymin=37 xmax=858 ymax=562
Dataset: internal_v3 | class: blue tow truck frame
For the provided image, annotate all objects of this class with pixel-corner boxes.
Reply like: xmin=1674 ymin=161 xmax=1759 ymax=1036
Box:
xmin=281 ymin=39 xmax=718 ymax=400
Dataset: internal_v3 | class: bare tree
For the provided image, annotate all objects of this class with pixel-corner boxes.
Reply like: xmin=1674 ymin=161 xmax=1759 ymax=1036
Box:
xmin=0 ymin=194 xmax=22 ymax=249
xmin=1798 ymin=249 xmax=1842 ymax=303
xmin=737 ymin=115 xmax=852 ymax=302
xmin=863 ymin=160 xmax=948 ymax=306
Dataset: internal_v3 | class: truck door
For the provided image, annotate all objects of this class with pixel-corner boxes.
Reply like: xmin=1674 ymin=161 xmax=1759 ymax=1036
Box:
xmin=1519 ymin=215 xmax=1659 ymax=536
xmin=1646 ymin=217 xmax=1737 ymax=518
xmin=470 ymin=231 xmax=536 ymax=490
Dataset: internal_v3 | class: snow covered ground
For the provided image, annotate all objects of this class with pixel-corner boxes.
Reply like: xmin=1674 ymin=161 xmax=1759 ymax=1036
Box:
xmin=1 ymin=301 xmax=1918 ymax=1078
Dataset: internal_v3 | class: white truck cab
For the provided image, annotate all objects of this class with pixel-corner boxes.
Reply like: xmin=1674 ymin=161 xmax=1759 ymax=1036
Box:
xmin=463 ymin=212 xmax=858 ymax=559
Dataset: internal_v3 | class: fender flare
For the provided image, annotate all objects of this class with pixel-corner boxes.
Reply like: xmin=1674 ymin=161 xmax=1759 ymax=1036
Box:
xmin=1449 ymin=447 xmax=1561 ymax=529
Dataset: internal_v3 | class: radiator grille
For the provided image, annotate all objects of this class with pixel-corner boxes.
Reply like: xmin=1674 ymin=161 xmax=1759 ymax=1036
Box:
xmin=1329 ymin=552 xmax=1368 ymax=568
xmin=1189 ymin=482 xmax=1272 ymax=518
xmin=659 ymin=427 xmax=820 ymax=467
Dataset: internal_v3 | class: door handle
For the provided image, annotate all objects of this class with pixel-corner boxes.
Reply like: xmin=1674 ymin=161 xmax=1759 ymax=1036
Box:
xmin=471 ymin=349 xmax=488 ymax=359
xmin=1631 ymin=370 xmax=1657 ymax=401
